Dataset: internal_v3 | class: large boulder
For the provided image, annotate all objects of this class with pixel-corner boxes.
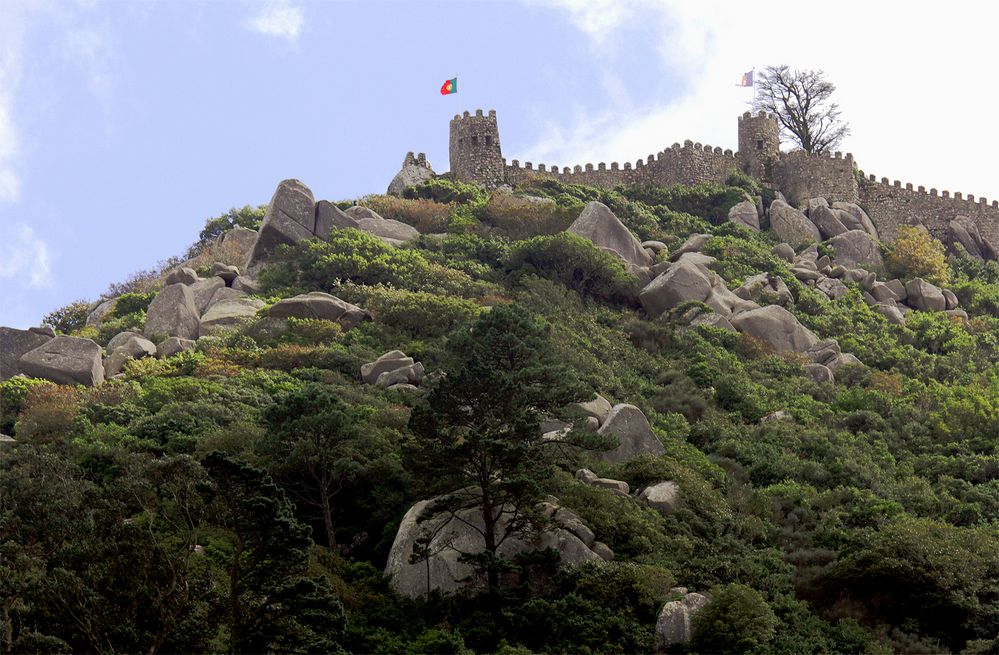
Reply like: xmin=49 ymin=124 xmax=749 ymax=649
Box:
xmin=144 ymin=284 xmax=201 ymax=340
xmin=769 ymin=199 xmax=820 ymax=248
xmin=575 ymin=393 xmax=613 ymax=425
xmin=199 ymin=296 xmax=266 ymax=333
xmin=267 ymin=292 xmax=371 ymax=329
xmin=190 ymin=277 xmax=227 ymax=315
xmin=639 ymin=257 xmax=712 ymax=319
xmin=315 ymin=200 xmax=359 ymax=239
xmin=828 ymin=230 xmax=883 ymax=272
xmin=568 ymin=202 xmax=652 ymax=268
xmin=597 ymin=404 xmax=666 ymax=464
xmin=0 ymin=327 xmax=53 ymax=380
xmin=85 ymin=298 xmax=116 ymax=328
xmin=220 ymin=226 xmax=259 ymax=264
xmin=730 ymin=305 xmax=819 ymax=353
xmin=18 ymin=336 xmax=104 ymax=386
xmin=656 ymin=590 xmax=711 ymax=650
xmin=949 ymin=215 xmax=997 ymax=261
xmin=733 ymin=273 xmax=792 ymax=306
xmin=809 ymin=205 xmax=849 ymax=239
xmin=156 ymin=337 xmax=196 ymax=358
xmin=385 ymin=494 xmax=602 ymax=597
xmin=831 ymin=202 xmax=879 ymax=239
xmin=669 ymin=234 xmax=712 ymax=261
xmin=904 ymin=278 xmax=947 ymax=311
xmin=345 ymin=206 xmax=421 ymax=245
xmin=639 ymin=481 xmax=680 ymax=516
xmin=727 ymin=200 xmax=760 ymax=231
xmin=110 ymin=335 xmax=157 ymax=359
xmin=245 ymin=179 xmax=317 ymax=272
xmin=387 ymin=152 xmax=435 ymax=196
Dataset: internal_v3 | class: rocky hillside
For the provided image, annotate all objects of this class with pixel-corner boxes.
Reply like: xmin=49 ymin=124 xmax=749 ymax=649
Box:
xmin=1 ymin=172 xmax=998 ymax=654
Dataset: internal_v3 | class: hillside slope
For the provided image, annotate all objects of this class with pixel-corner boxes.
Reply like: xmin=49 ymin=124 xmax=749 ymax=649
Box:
xmin=1 ymin=174 xmax=997 ymax=654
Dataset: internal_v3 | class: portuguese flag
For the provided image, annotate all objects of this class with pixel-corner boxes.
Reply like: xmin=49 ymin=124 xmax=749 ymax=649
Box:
xmin=440 ymin=77 xmax=457 ymax=95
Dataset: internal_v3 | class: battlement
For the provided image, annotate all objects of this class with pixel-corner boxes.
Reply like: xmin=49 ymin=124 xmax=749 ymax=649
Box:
xmin=438 ymin=108 xmax=999 ymax=247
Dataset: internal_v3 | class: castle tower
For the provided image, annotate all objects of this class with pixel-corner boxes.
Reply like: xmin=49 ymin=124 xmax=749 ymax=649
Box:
xmin=737 ymin=111 xmax=780 ymax=181
xmin=449 ymin=109 xmax=504 ymax=187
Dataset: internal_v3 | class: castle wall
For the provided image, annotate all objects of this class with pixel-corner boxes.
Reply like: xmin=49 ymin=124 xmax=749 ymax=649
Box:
xmin=858 ymin=174 xmax=999 ymax=245
xmin=772 ymin=150 xmax=858 ymax=206
xmin=503 ymin=141 xmax=739 ymax=190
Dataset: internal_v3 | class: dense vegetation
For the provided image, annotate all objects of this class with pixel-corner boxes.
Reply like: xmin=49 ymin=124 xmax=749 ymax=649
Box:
xmin=3 ymin=177 xmax=999 ymax=654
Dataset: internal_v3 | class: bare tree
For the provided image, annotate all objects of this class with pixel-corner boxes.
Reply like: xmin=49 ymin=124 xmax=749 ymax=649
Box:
xmin=754 ymin=65 xmax=850 ymax=153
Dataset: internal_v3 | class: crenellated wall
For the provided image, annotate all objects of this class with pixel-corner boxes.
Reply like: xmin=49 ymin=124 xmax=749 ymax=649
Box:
xmin=857 ymin=173 xmax=999 ymax=245
xmin=441 ymin=109 xmax=999 ymax=246
xmin=503 ymin=141 xmax=738 ymax=189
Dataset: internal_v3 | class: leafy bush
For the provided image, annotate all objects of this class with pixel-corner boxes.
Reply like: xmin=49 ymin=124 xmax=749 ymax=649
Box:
xmin=0 ymin=376 xmax=52 ymax=434
xmin=480 ymin=192 xmax=581 ymax=239
xmin=336 ymin=284 xmax=481 ymax=337
xmin=361 ymin=196 xmax=452 ymax=233
xmin=43 ymin=299 xmax=92 ymax=334
xmin=13 ymin=384 xmax=81 ymax=444
xmin=619 ymin=182 xmax=746 ymax=225
xmin=257 ymin=229 xmax=484 ymax=297
xmin=97 ymin=311 xmax=146 ymax=345
xmin=726 ymin=169 xmax=762 ymax=196
xmin=110 ymin=292 xmax=155 ymax=318
xmin=692 ymin=584 xmax=778 ymax=654
xmin=402 ymin=177 xmax=488 ymax=205
xmin=885 ymin=225 xmax=950 ymax=285
xmin=195 ymin=205 xmax=266 ymax=248
xmin=506 ymin=233 xmax=638 ymax=304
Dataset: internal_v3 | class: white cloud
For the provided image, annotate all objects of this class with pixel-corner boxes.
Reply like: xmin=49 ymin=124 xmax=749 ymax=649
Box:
xmin=525 ymin=1 xmax=999 ymax=202
xmin=0 ymin=224 xmax=52 ymax=288
xmin=245 ymin=1 xmax=305 ymax=43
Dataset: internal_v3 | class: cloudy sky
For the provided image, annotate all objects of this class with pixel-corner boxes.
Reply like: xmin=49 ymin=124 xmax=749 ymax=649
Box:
xmin=2 ymin=0 xmax=997 ymax=328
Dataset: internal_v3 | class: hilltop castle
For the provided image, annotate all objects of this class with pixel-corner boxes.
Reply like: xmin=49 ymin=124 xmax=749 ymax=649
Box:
xmin=396 ymin=110 xmax=999 ymax=246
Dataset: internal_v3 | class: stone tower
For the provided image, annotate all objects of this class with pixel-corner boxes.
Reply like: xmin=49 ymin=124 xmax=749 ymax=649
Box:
xmin=449 ymin=109 xmax=504 ymax=187
xmin=737 ymin=111 xmax=780 ymax=181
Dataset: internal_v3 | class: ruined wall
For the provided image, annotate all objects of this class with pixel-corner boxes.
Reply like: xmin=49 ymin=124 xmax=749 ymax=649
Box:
xmin=858 ymin=174 xmax=999 ymax=245
xmin=772 ymin=150 xmax=858 ymax=206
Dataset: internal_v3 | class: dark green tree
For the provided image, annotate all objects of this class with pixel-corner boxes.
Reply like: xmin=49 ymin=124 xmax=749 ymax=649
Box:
xmin=407 ymin=303 xmax=591 ymax=593
xmin=263 ymin=383 xmax=361 ymax=550
xmin=202 ymin=452 xmax=346 ymax=654
xmin=691 ymin=584 xmax=777 ymax=654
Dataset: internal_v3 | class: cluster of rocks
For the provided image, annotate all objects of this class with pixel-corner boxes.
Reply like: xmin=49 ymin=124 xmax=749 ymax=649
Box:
xmin=384 ymin=491 xmax=612 ymax=598
xmin=949 ymin=215 xmax=997 ymax=262
xmin=361 ymin=350 xmax=424 ymax=391
xmin=576 ymin=468 xmax=680 ymax=517
xmin=245 ymin=179 xmax=421 ymax=273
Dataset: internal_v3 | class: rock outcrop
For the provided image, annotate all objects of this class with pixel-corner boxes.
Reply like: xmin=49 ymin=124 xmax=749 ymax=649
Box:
xmin=727 ymin=200 xmax=760 ymax=231
xmin=639 ymin=481 xmax=680 ymax=516
xmin=387 ymin=152 xmax=435 ymax=196
xmin=244 ymin=179 xmax=319 ymax=272
xmin=568 ymin=202 xmax=653 ymax=268
xmin=345 ymin=206 xmax=421 ymax=245
xmin=267 ymin=292 xmax=371 ymax=330
xmin=827 ymin=230 xmax=884 ymax=272
xmin=361 ymin=350 xmax=425 ymax=388
xmin=949 ymin=215 xmax=997 ymax=261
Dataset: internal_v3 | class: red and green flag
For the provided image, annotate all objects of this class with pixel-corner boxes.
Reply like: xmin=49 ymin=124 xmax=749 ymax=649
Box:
xmin=440 ymin=77 xmax=457 ymax=95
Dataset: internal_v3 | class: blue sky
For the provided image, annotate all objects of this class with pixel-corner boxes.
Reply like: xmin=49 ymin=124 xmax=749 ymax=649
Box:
xmin=3 ymin=0 xmax=999 ymax=328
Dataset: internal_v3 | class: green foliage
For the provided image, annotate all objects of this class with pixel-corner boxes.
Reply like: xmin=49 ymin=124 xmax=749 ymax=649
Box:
xmin=43 ymin=299 xmax=92 ymax=334
xmin=506 ymin=233 xmax=638 ymax=304
xmin=0 ymin=376 xmax=51 ymax=434
xmin=692 ymin=584 xmax=778 ymax=654
xmin=403 ymin=177 xmax=488 ymax=205
xmin=336 ymin=283 xmax=482 ymax=337
xmin=109 ymin=292 xmax=155 ymax=318
xmin=726 ymin=169 xmax=763 ymax=196
xmin=618 ymin=182 xmax=746 ymax=225
xmin=258 ymin=229 xmax=483 ymax=298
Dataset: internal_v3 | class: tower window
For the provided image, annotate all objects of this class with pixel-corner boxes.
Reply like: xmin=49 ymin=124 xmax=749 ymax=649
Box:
xmin=485 ymin=135 xmax=492 ymax=146
xmin=472 ymin=136 xmax=478 ymax=146
xmin=756 ymin=139 xmax=764 ymax=150
xmin=458 ymin=138 xmax=463 ymax=146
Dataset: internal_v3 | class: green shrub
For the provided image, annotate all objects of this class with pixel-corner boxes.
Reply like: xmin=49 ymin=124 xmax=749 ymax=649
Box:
xmin=43 ymin=299 xmax=92 ymax=334
xmin=257 ymin=229 xmax=484 ymax=298
xmin=619 ymin=182 xmax=746 ymax=225
xmin=885 ymin=225 xmax=950 ymax=285
xmin=336 ymin=284 xmax=481 ymax=337
xmin=97 ymin=311 xmax=146 ymax=345
xmin=361 ymin=195 xmax=452 ymax=233
xmin=691 ymin=584 xmax=777 ymax=654
xmin=506 ymin=233 xmax=637 ymax=304
xmin=0 ymin=376 xmax=52 ymax=434
xmin=402 ymin=177 xmax=488 ymax=205
xmin=110 ymin=292 xmax=155 ymax=318
xmin=726 ymin=169 xmax=762 ymax=196
xmin=195 ymin=205 xmax=266 ymax=247
xmin=480 ymin=192 xmax=580 ymax=239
